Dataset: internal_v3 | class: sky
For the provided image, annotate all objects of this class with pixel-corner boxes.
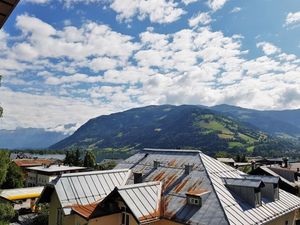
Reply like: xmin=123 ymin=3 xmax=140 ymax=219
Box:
xmin=1 ymin=0 xmax=300 ymax=134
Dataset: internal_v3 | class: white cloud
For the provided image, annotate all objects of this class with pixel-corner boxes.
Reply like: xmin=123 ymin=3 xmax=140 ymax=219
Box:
xmin=257 ymin=42 xmax=281 ymax=55
xmin=207 ymin=0 xmax=229 ymax=11
xmin=230 ymin=7 xmax=241 ymax=13
xmin=24 ymin=0 xmax=50 ymax=4
xmin=189 ymin=12 xmax=212 ymax=27
xmin=182 ymin=0 xmax=197 ymax=5
xmin=110 ymin=0 xmax=185 ymax=24
xmin=285 ymin=11 xmax=300 ymax=27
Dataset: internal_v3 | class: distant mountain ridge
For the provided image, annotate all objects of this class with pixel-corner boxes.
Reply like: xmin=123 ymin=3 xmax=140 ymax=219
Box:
xmin=50 ymin=105 xmax=299 ymax=156
xmin=0 ymin=128 xmax=68 ymax=149
xmin=211 ymin=104 xmax=300 ymax=138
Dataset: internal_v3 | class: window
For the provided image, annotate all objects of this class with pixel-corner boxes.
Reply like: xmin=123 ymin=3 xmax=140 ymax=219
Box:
xmin=187 ymin=196 xmax=201 ymax=206
xmin=121 ymin=212 xmax=130 ymax=225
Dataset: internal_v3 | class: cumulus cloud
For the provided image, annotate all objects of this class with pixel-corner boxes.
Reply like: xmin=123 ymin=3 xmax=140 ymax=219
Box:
xmin=285 ymin=11 xmax=300 ymax=28
xmin=110 ymin=0 xmax=185 ymax=24
xmin=257 ymin=42 xmax=281 ymax=55
xmin=207 ymin=0 xmax=229 ymax=11
xmin=189 ymin=12 xmax=212 ymax=27
xmin=230 ymin=7 xmax=241 ymax=13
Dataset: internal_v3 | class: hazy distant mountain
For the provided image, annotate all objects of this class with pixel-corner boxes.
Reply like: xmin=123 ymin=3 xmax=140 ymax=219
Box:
xmin=0 ymin=128 xmax=68 ymax=149
xmin=50 ymin=105 xmax=296 ymax=156
xmin=211 ymin=104 xmax=300 ymax=138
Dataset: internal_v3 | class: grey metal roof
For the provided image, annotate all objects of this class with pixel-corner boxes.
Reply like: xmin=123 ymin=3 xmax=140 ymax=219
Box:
xmin=116 ymin=149 xmax=229 ymax=225
xmin=45 ymin=169 xmax=131 ymax=214
xmin=117 ymin=181 xmax=162 ymax=223
xmin=241 ymin=175 xmax=280 ymax=184
xmin=222 ymin=178 xmax=263 ymax=188
xmin=258 ymin=166 xmax=297 ymax=187
xmin=200 ymin=153 xmax=300 ymax=225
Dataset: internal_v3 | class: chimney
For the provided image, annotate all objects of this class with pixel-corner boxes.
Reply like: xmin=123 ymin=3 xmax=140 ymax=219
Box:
xmin=283 ymin=157 xmax=288 ymax=168
xmin=185 ymin=164 xmax=193 ymax=175
xmin=154 ymin=161 xmax=160 ymax=169
xmin=133 ymin=172 xmax=143 ymax=184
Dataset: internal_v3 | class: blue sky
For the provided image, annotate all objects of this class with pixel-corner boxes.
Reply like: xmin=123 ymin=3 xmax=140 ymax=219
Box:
xmin=1 ymin=0 xmax=300 ymax=134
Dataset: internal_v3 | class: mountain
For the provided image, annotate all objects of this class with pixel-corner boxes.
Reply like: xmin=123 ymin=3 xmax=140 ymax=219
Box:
xmin=50 ymin=105 xmax=295 ymax=156
xmin=0 ymin=128 xmax=68 ymax=149
xmin=211 ymin=104 xmax=300 ymax=139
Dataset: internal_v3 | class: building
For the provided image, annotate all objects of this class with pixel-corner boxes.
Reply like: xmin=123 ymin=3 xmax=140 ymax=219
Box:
xmin=25 ymin=165 xmax=86 ymax=187
xmin=13 ymin=159 xmax=55 ymax=169
xmin=39 ymin=148 xmax=300 ymax=225
xmin=217 ymin=157 xmax=235 ymax=167
xmin=0 ymin=0 xmax=19 ymax=29
xmin=251 ymin=165 xmax=300 ymax=196
xmin=0 ymin=186 xmax=44 ymax=212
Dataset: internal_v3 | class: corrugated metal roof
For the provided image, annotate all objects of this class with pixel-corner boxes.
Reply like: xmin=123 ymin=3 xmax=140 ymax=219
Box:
xmin=46 ymin=169 xmax=131 ymax=214
xmin=258 ymin=166 xmax=297 ymax=187
xmin=117 ymin=181 xmax=162 ymax=223
xmin=200 ymin=153 xmax=300 ymax=225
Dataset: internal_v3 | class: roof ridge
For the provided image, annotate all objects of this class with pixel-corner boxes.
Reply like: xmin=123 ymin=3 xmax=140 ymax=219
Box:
xmin=60 ymin=168 xmax=130 ymax=177
xmin=117 ymin=181 xmax=161 ymax=190
xmin=143 ymin=148 xmax=201 ymax=153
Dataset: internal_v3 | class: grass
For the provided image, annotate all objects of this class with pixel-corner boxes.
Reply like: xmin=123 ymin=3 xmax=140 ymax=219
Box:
xmin=228 ymin=142 xmax=244 ymax=148
xmin=246 ymin=146 xmax=255 ymax=153
xmin=238 ymin=133 xmax=256 ymax=143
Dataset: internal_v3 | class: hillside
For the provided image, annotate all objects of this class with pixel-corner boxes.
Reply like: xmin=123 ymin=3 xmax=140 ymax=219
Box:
xmin=211 ymin=104 xmax=300 ymax=138
xmin=50 ymin=105 xmax=295 ymax=156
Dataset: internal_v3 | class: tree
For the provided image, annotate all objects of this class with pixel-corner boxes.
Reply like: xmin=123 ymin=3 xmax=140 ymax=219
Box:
xmin=64 ymin=149 xmax=82 ymax=166
xmin=74 ymin=148 xmax=81 ymax=166
xmin=83 ymin=151 xmax=96 ymax=168
xmin=0 ymin=203 xmax=15 ymax=224
xmin=2 ymin=162 xmax=24 ymax=189
xmin=0 ymin=151 xmax=10 ymax=186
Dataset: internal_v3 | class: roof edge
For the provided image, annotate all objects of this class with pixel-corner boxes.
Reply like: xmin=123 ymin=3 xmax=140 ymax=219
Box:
xmin=60 ymin=168 xmax=131 ymax=177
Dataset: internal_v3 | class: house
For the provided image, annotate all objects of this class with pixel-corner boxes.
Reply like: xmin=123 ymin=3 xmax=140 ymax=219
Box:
xmin=25 ymin=165 xmax=86 ymax=187
xmin=217 ymin=158 xmax=235 ymax=167
xmin=38 ymin=148 xmax=300 ymax=225
xmin=0 ymin=186 xmax=44 ymax=213
xmin=0 ymin=0 xmax=19 ymax=29
xmin=13 ymin=159 xmax=55 ymax=169
xmin=251 ymin=165 xmax=300 ymax=196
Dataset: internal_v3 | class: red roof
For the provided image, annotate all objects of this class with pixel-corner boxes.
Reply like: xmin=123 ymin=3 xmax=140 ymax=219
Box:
xmin=72 ymin=203 xmax=99 ymax=219
xmin=13 ymin=159 xmax=54 ymax=167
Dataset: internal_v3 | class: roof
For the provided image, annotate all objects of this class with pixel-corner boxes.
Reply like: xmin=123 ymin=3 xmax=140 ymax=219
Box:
xmin=117 ymin=181 xmax=162 ymax=223
xmin=0 ymin=186 xmax=44 ymax=201
xmin=39 ymin=169 xmax=131 ymax=215
xmin=116 ymin=149 xmax=229 ymax=225
xmin=217 ymin=158 xmax=235 ymax=163
xmin=200 ymin=153 xmax=300 ymax=225
xmin=0 ymin=0 xmax=19 ymax=29
xmin=254 ymin=166 xmax=297 ymax=188
xmin=26 ymin=165 xmax=86 ymax=173
xmin=13 ymin=159 xmax=54 ymax=167
xmin=116 ymin=148 xmax=300 ymax=225
xmin=222 ymin=178 xmax=264 ymax=188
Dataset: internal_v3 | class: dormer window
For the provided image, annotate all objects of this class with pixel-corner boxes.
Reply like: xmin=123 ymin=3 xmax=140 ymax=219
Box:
xmin=222 ymin=177 xmax=265 ymax=208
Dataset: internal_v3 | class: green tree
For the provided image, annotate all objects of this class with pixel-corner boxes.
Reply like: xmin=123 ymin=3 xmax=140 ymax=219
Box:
xmin=0 ymin=151 xmax=10 ymax=186
xmin=2 ymin=162 xmax=24 ymax=189
xmin=0 ymin=203 xmax=15 ymax=223
xmin=74 ymin=148 xmax=81 ymax=166
xmin=83 ymin=151 xmax=96 ymax=168
xmin=64 ymin=149 xmax=82 ymax=166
